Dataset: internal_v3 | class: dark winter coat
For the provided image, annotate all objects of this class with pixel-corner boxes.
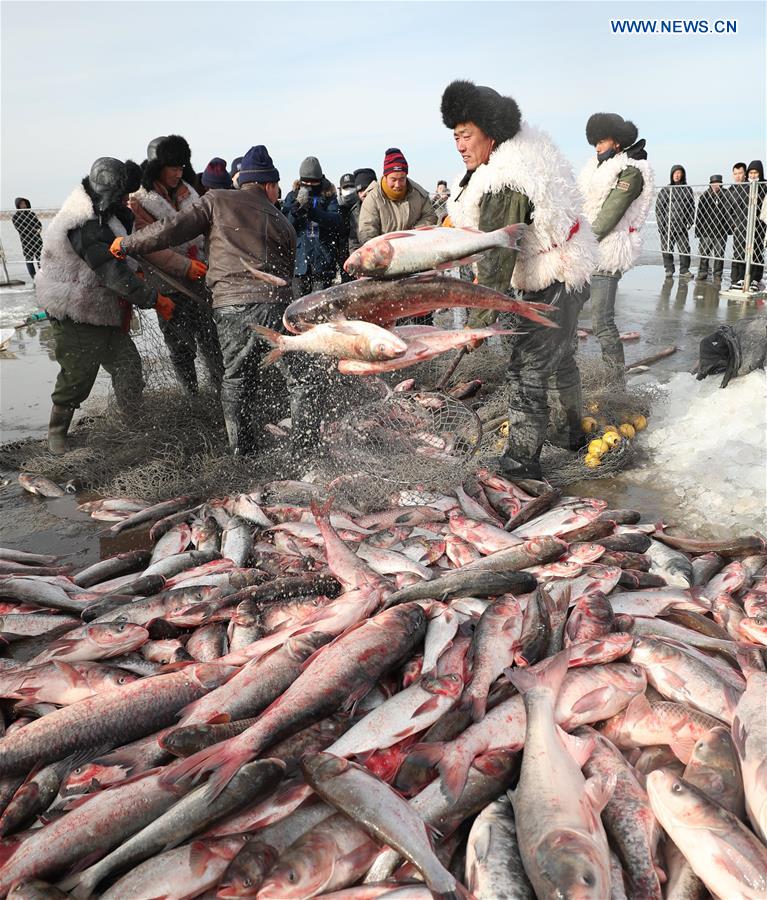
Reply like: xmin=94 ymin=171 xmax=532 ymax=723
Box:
xmin=694 ymin=187 xmax=730 ymax=241
xmin=726 ymin=182 xmax=751 ymax=240
xmin=283 ymin=181 xmax=342 ymax=279
xmin=655 ymin=165 xmax=695 ymax=237
xmin=119 ymin=183 xmax=296 ymax=309
xmin=11 ymin=199 xmax=43 ymax=259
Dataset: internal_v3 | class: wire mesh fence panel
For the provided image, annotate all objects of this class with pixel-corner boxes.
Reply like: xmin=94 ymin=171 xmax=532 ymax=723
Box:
xmin=0 ymin=208 xmax=58 ymax=281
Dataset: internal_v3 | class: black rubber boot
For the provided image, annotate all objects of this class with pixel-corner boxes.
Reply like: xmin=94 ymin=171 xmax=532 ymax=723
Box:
xmin=48 ymin=404 xmax=75 ymax=456
xmin=220 ymin=389 xmax=254 ymax=456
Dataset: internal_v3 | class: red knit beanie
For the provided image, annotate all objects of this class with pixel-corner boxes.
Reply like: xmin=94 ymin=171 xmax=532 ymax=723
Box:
xmin=383 ymin=148 xmax=408 ymax=176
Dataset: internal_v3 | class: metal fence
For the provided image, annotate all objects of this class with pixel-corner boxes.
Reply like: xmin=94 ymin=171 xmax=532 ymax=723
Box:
xmin=2 ymin=182 xmax=766 ymax=290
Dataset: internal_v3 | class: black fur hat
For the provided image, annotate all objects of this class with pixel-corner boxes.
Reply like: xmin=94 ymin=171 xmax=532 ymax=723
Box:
xmin=441 ymin=80 xmax=522 ymax=144
xmin=141 ymin=135 xmax=194 ymax=191
xmin=586 ymin=113 xmax=638 ymax=149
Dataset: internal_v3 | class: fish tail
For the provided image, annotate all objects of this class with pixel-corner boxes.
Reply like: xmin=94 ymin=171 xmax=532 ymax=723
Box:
xmin=251 ymin=326 xmax=283 ymax=367
xmin=161 ymin=740 xmax=250 ymax=798
xmin=501 ymin=223 xmax=526 ymax=248
xmin=506 ymin=648 xmax=570 ymax=698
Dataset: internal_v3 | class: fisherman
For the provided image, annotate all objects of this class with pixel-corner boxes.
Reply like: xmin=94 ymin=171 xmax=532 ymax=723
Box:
xmin=35 ymin=157 xmax=172 ymax=455
xmin=110 ymin=145 xmax=300 ymax=457
xmin=578 ymin=113 xmax=654 ymax=384
xmin=441 ymin=80 xmax=598 ymax=480
xmin=130 ymin=135 xmax=224 ymax=396
xmin=283 ymin=156 xmax=343 ymax=296
xmin=357 ymin=148 xmax=437 ymax=245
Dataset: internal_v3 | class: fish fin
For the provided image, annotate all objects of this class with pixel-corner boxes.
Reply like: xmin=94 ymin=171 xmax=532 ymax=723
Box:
xmin=342 ymin=682 xmax=375 ymax=715
xmin=162 ymin=742 xmax=249 ymax=798
xmin=260 ymin=347 xmax=283 ymax=368
xmin=406 ymin=741 xmax=445 ymax=771
xmin=501 ymin=223 xmax=526 ymax=245
xmin=433 ymin=747 xmax=472 ymax=805
xmin=569 ymin=686 xmax=613 ymax=715
xmin=621 ymin=691 xmax=654 ymax=729
xmin=411 ymin=695 xmax=443 ymax=717
xmin=435 ymin=253 xmax=485 ymax=270
xmin=583 ymin=770 xmax=617 ymax=814
xmin=205 ymin=713 xmax=232 ymax=725
xmin=669 ymin=736 xmax=697 ymax=764
xmin=189 ymin=841 xmax=212 ymax=877
xmin=506 ymin=648 xmax=570 ymax=697
xmin=556 ymin=724 xmax=595 ymax=768
xmin=657 ymin=665 xmax=687 ymax=691
xmin=467 ymin=690 xmax=487 ymax=724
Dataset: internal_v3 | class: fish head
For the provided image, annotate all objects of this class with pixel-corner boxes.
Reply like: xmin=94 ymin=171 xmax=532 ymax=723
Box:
xmin=216 ymin=840 xmax=279 ymax=898
xmin=60 ymin=761 xmax=126 ymax=795
xmin=646 ymin=768 xmax=708 ymax=825
xmin=596 ymin=662 xmax=647 ymax=696
xmin=355 ymin=239 xmax=394 ymax=276
xmin=535 ymin=829 xmax=610 ymax=899
xmin=422 ymin=672 xmax=464 ymax=700
xmin=89 ymin=622 xmax=148 ymax=651
xmin=256 ymin=832 xmax=337 ymax=898
xmin=301 ymin=751 xmax=351 ymax=784
xmin=86 ymin=666 xmax=138 ymax=691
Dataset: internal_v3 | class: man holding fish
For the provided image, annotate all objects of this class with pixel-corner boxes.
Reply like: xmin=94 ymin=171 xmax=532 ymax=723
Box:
xmin=439 ymin=79 xmax=599 ymax=480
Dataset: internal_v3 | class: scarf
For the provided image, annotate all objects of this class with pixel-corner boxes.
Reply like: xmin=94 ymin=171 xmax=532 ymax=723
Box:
xmin=380 ymin=177 xmax=407 ymax=202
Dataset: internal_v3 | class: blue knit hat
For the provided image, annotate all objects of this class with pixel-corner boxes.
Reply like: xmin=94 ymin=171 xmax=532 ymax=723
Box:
xmin=202 ymin=157 xmax=233 ymax=190
xmin=238 ymin=146 xmax=279 ymax=185
xmin=230 ymin=156 xmax=243 ymax=178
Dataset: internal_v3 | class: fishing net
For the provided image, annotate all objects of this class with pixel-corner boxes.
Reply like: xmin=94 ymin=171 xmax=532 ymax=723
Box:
xmin=1 ymin=299 xmax=664 ymax=504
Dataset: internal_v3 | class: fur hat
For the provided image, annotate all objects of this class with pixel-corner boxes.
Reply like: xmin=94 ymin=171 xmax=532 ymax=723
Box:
xmin=441 ymin=80 xmax=522 ymax=144
xmin=141 ymin=135 xmax=194 ymax=191
xmin=585 ymin=113 xmax=638 ymax=149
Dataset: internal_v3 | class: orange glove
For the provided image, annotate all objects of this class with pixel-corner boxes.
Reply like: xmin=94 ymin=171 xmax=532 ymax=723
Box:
xmin=110 ymin=236 xmax=126 ymax=259
xmin=155 ymin=294 xmax=175 ymax=322
xmin=187 ymin=260 xmax=208 ymax=280
xmin=442 ymin=215 xmax=453 ymax=228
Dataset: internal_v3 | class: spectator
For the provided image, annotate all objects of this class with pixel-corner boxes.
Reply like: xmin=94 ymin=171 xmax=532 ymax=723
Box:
xmin=746 ymin=160 xmax=766 ymax=288
xmin=11 ymin=198 xmax=43 ymax=279
xmin=283 ymin=156 xmax=342 ymax=296
xmin=694 ymin=175 xmax=728 ymax=285
xmin=130 ymin=135 xmax=223 ymax=396
xmin=432 ymin=180 xmax=451 ymax=222
xmin=727 ymin=162 xmax=749 ymax=287
xmin=337 ymin=172 xmax=357 ymax=281
xmin=230 ymin=156 xmax=244 ymax=188
xmin=201 ymin=158 xmax=233 ymax=193
xmin=357 ymin=148 xmax=437 ymax=245
xmin=655 ymin=165 xmax=695 ymax=279
xmin=348 ymin=167 xmax=377 ymax=254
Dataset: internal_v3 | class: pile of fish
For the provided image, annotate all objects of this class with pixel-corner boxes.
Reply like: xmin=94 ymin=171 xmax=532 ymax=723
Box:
xmin=1 ymin=471 xmax=766 ymax=899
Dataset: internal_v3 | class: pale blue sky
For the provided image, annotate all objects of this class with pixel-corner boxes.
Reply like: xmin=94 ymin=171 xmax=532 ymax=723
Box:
xmin=1 ymin=0 xmax=764 ymax=208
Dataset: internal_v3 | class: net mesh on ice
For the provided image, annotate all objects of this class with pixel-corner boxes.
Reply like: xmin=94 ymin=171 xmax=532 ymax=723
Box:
xmin=0 ymin=305 xmax=659 ymax=502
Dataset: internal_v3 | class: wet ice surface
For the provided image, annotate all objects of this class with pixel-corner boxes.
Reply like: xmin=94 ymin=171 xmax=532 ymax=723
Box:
xmin=624 ymin=370 xmax=766 ymax=534
xmin=0 ymin=266 xmax=764 ymax=555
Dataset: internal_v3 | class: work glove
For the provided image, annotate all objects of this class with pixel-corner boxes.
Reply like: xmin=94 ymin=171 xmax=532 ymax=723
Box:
xmin=155 ymin=293 xmax=175 ymax=322
xmin=109 ymin=236 xmax=126 ymax=259
xmin=187 ymin=260 xmax=208 ymax=280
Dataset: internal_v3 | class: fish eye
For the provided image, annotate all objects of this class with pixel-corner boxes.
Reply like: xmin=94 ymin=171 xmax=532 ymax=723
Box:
xmin=631 ymin=666 xmax=642 ymax=676
xmin=118 ymin=676 xmax=127 ymax=684
xmin=243 ymin=878 xmax=252 ymax=887
xmin=672 ymin=781 xmax=683 ymax=793
xmin=582 ymin=871 xmax=596 ymax=886
xmin=287 ymin=870 xmax=298 ymax=883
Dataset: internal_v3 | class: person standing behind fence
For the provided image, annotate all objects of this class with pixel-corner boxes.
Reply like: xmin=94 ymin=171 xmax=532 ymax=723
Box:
xmin=578 ymin=113 xmax=654 ymax=385
xmin=34 ymin=158 xmax=172 ymax=455
xmin=11 ymin=198 xmax=43 ymax=279
xmin=694 ymin=175 xmax=728 ymax=285
xmin=110 ymin=145 xmax=306 ymax=458
xmin=746 ymin=160 xmax=766 ymax=289
xmin=130 ymin=135 xmax=223 ymax=397
xmin=655 ymin=165 xmax=694 ymax=280
xmin=727 ymin=162 xmax=749 ymax=288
